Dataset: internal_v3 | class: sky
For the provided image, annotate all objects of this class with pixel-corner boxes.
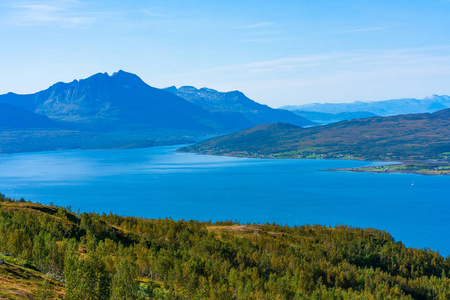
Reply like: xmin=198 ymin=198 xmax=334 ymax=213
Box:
xmin=1 ymin=0 xmax=450 ymax=107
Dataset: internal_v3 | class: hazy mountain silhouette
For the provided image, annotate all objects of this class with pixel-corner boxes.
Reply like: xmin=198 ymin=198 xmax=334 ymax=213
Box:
xmin=282 ymin=95 xmax=450 ymax=116
xmin=0 ymin=103 xmax=67 ymax=130
xmin=286 ymin=110 xmax=378 ymax=124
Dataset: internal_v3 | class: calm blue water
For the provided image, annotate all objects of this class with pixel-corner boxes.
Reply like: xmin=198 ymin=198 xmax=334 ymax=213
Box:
xmin=0 ymin=145 xmax=449 ymax=257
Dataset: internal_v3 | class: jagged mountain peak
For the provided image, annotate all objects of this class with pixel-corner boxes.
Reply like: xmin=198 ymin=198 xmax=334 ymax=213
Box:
xmin=169 ymin=86 xmax=247 ymax=98
xmin=178 ymin=86 xmax=200 ymax=93
xmin=197 ymin=87 xmax=243 ymax=97
xmin=164 ymin=86 xmax=178 ymax=93
xmin=166 ymin=85 xmax=315 ymax=127
xmin=112 ymin=70 xmax=140 ymax=80
xmin=81 ymin=72 xmax=109 ymax=82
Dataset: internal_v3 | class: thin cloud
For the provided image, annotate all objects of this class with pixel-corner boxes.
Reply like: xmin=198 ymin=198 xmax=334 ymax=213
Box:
xmin=237 ymin=23 xmax=282 ymax=43
xmin=247 ymin=30 xmax=282 ymax=35
xmin=147 ymin=45 xmax=450 ymax=106
xmin=339 ymin=27 xmax=387 ymax=33
xmin=141 ymin=8 xmax=170 ymax=18
xmin=235 ymin=22 xmax=275 ymax=29
xmin=152 ymin=54 xmax=340 ymax=80
xmin=191 ymin=45 xmax=450 ymax=76
xmin=211 ymin=54 xmax=344 ymax=73
xmin=4 ymin=0 xmax=105 ymax=27
xmin=242 ymin=37 xmax=284 ymax=43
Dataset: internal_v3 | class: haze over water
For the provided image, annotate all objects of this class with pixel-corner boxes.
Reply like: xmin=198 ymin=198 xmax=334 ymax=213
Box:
xmin=0 ymin=145 xmax=448 ymax=256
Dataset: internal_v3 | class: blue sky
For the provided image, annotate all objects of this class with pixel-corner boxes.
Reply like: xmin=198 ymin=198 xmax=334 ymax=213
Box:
xmin=1 ymin=0 xmax=450 ymax=106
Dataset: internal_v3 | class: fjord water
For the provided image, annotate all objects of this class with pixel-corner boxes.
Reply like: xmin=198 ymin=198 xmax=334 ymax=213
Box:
xmin=0 ymin=145 xmax=449 ymax=256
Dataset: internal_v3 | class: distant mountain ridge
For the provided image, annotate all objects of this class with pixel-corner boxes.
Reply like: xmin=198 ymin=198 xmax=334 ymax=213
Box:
xmin=287 ymin=110 xmax=378 ymax=124
xmin=165 ymin=86 xmax=315 ymax=127
xmin=180 ymin=109 xmax=450 ymax=161
xmin=282 ymin=95 xmax=450 ymax=116
xmin=0 ymin=71 xmax=255 ymax=133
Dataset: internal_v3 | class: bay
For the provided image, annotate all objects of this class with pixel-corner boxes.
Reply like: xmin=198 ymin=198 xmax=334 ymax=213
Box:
xmin=0 ymin=145 xmax=449 ymax=256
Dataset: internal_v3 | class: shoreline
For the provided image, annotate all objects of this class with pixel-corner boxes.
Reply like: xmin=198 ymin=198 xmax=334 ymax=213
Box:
xmin=326 ymin=167 xmax=450 ymax=176
xmin=180 ymin=150 xmax=450 ymax=176
xmin=0 ymin=140 xmax=193 ymax=156
xmin=327 ymin=161 xmax=450 ymax=176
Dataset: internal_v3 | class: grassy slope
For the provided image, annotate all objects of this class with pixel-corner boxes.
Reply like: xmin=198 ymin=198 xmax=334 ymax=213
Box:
xmin=0 ymin=255 xmax=64 ymax=299
xmin=0 ymin=203 xmax=65 ymax=299
xmin=179 ymin=109 xmax=450 ymax=161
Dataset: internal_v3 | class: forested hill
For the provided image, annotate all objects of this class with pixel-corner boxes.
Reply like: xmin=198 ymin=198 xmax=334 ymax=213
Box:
xmin=179 ymin=109 xmax=450 ymax=161
xmin=0 ymin=196 xmax=449 ymax=299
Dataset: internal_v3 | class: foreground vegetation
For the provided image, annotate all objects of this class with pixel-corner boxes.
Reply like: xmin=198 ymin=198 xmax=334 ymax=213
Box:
xmin=0 ymin=195 xmax=449 ymax=299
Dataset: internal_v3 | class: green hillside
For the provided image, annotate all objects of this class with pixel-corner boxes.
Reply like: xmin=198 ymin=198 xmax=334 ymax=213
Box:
xmin=0 ymin=195 xmax=449 ymax=299
xmin=179 ymin=109 xmax=450 ymax=161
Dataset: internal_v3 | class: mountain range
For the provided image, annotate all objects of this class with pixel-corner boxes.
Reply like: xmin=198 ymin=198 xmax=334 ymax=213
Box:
xmin=0 ymin=71 xmax=314 ymax=153
xmin=0 ymin=71 xmax=313 ymax=133
xmin=282 ymin=94 xmax=450 ymax=117
xmin=179 ymin=109 xmax=450 ymax=161
xmin=0 ymin=71 xmax=248 ymax=133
